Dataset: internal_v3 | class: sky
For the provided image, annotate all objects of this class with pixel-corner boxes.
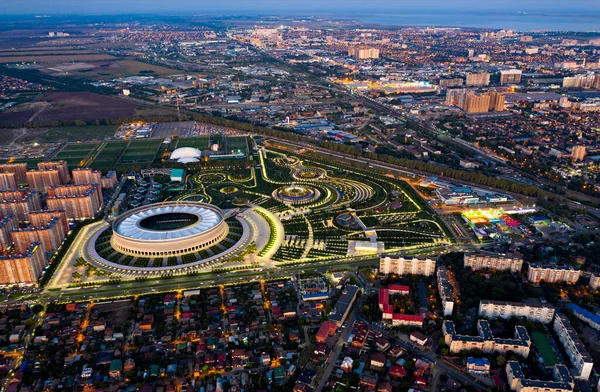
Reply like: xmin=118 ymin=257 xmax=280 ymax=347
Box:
xmin=1 ymin=0 xmax=599 ymax=15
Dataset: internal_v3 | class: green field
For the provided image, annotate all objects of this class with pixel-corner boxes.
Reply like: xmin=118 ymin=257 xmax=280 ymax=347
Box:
xmin=89 ymin=141 xmax=128 ymax=170
xmin=54 ymin=142 xmax=101 ymax=166
xmin=176 ymin=136 xmax=211 ymax=149
xmin=223 ymin=136 xmax=248 ymax=153
xmin=532 ymin=331 xmax=558 ymax=367
xmin=118 ymin=139 xmax=162 ymax=164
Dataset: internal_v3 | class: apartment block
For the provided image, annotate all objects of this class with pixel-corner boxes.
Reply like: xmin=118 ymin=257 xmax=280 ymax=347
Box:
xmin=72 ymin=168 xmax=102 ymax=186
xmin=506 ymin=361 xmax=573 ymax=392
xmin=527 ymin=264 xmax=580 ymax=284
xmin=26 ymin=169 xmax=62 ymax=192
xmin=0 ymin=243 xmax=46 ymax=286
xmin=0 ymin=214 xmax=17 ymax=251
xmin=379 ymin=255 xmax=436 ymax=276
xmin=348 ymin=45 xmax=380 ymax=59
xmin=443 ymin=320 xmax=531 ymax=357
xmin=379 ymin=285 xmax=423 ymax=327
xmin=12 ymin=217 xmax=67 ymax=254
xmin=439 ymin=78 xmax=464 ymax=88
xmin=0 ymin=190 xmax=42 ymax=222
xmin=46 ymin=184 xmax=102 ymax=219
xmin=28 ymin=210 xmax=69 ymax=235
xmin=0 ymin=163 xmax=28 ymax=183
xmin=553 ymin=313 xmax=593 ymax=380
xmin=464 ymin=253 xmax=523 ymax=273
xmin=478 ymin=299 xmax=555 ymax=324
xmin=565 ymin=303 xmax=600 ymax=331
xmin=500 ymin=69 xmax=522 ymax=84
xmin=437 ymin=266 xmax=454 ymax=317
xmin=101 ymin=171 xmax=118 ymax=189
xmin=37 ymin=161 xmax=70 ymax=184
xmin=0 ymin=172 xmax=17 ymax=191
xmin=466 ymin=72 xmax=490 ymax=86
xmin=589 ymin=274 xmax=600 ymax=290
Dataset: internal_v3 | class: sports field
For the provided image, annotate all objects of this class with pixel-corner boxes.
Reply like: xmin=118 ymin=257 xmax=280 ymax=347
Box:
xmin=532 ymin=331 xmax=558 ymax=367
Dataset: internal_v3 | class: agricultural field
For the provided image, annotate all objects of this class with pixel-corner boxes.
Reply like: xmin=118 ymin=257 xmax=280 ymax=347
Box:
xmin=0 ymin=54 xmax=115 ymax=63
xmin=0 ymin=92 xmax=138 ymax=123
xmin=15 ymin=124 xmax=117 ymax=144
xmin=41 ymin=59 xmax=182 ymax=80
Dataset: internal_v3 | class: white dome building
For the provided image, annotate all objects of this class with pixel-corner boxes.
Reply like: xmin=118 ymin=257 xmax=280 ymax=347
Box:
xmin=170 ymin=147 xmax=202 ymax=163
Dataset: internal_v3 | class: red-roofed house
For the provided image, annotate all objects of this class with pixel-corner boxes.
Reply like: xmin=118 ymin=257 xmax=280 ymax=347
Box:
xmin=316 ymin=320 xmax=337 ymax=344
xmin=390 ymin=364 xmax=407 ymax=378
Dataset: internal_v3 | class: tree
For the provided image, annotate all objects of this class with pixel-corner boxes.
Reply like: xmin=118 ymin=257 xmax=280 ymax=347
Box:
xmin=32 ymin=304 xmax=44 ymax=314
xmin=496 ymin=355 xmax=506 ymax=366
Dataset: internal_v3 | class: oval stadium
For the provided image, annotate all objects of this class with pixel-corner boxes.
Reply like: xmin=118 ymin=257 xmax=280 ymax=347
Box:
xmin=111 ymin=202 xmax=228 ymax=257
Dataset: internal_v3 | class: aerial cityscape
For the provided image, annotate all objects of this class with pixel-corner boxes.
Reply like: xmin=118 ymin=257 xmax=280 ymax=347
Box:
xmin=0 ymin=1 xmax=600 ymax=391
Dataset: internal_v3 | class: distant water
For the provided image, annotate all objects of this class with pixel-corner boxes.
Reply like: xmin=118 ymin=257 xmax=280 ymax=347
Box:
xmin=343 ymin=12 xmax=600 ymax=32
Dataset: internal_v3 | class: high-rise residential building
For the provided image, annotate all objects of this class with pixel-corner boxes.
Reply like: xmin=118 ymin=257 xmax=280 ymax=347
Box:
xmin=28 ymin=210 xmax=69 ymax=235
xmin=37 ymin=161 xmax=70 ymax=184
xmin=0 ymin=163 xmax=28 ymax=184
xmin=0 ymin=190 xmax=42 ymax=222
xmin=445 ymin=88 xmax=468 ymax=107
xmin=571 ymin=146 xmax=587 ymax=162
xmin=379 ymin=255 xmax=436 ymax=276
xmin=0 ymin=172 xmax=17 ymax=191
xmin=465 ymin=91 xmax=491 ymax=113
xmin=478 ymin=299 xmax=555 ymax=324
xmin=443 ymin=320 xmax=531 ymax=357
xmin=0 ymin=243 xmax=46 ymax=286
xmin=12 ymin=216 xmax=67 ymax=254
xmin=447 ymin=90 xmax=505 ymax=113
xmin=466 ymin=72 xmax=490 ymax=86
xmin=26 ymin=169 xmax=62 ymax=192
xmin=553 ymin=313 xmax=593 ymax=380
xmin=348 ymin=45 xmax=380 ymax=59
xmin=0 ymin=214 xmax=17 ymax=251
xmin=72 ymin=168 xmax=102 ymax=186
xmin=46 ymin=184 xmax=102 ymax=219
xmin=489 ymin=91 xmax=506 ymax=112
xmin=439 ymin=78 xmax=464 ymax=88
xmin=500 ymin=69 xmax=522 ymax=84
xmin=506 ymin=361 xmax=573 ymax=392
xmin=437 ymin=266 xmax=454 ymax=316
xmin=527 ymin=264 xmax=580 ymax=284
xmin=464 ymin=253 xmax=523 ymax=272
xmin=101 ymin=171 xmax=118 ymax=189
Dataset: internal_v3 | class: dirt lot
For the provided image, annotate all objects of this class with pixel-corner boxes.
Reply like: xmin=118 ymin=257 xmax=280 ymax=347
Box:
xmin=0 ymin=92 xmax=138 ymax=123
